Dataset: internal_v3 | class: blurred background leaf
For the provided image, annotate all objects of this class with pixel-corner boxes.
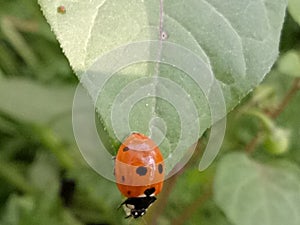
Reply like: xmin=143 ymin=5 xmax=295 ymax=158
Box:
xmin=278 ymin=50 xmax=300 ymax=77
xmin=288 ymin=0 xmax=300 ymax=26
xmin=214 ymin=153 xmax=300 ymax=225
xmin=38 ymin=0 xmax=287 ymax=171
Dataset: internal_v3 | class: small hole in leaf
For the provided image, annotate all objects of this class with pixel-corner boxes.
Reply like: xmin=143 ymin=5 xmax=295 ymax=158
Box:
xmin=161 ymin=31 xmax=168 ymax=40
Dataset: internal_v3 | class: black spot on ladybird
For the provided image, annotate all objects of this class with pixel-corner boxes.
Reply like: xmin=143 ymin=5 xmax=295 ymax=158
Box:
xmin=144 ymin=187 xmax=155 ymax=196
xmin=136 ymin=166 xmax=147 ymax=176
xmin=123 ymin=146 xmax=129 ymax=152
xmin=158 ymin=164 xmax=163 ymax=174
xmin=127 ymin=191 xmax=131 ymax=195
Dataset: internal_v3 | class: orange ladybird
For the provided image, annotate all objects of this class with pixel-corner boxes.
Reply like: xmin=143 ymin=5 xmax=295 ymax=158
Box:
xmin=115 ymin=133 xmax=164 ymax=218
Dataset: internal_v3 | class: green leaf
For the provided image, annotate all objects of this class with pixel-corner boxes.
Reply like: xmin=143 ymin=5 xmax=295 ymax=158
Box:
xmin=1 ymin=195 xmax=34 ymax=225
xmin=28 ymin=154 xmax=60 ymax=191
xmin=214 ymin=153 xmax=300 ymax=225
xmin=39 ymin=0 xmax=287 ymax=171
xmin=0 ymin=78 xmax=75 ymax=143
xmin=0 ymin=158 xmax=34 ymax=194
xmin=1 ymin=193 xmax=84 ymax=225
xmin=278 ymin=50 xmax=300 ymax=77
xmin=288 ymin=0 xmax=300 ymax=25
xmin=0 ymin=78 xmax=74 ymax=124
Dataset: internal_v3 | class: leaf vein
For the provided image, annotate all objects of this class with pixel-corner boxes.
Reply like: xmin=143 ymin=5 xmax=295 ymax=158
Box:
xmin=201 ymin=0 xmax=243 ymax=46
xmin=163 ymin=12 xmax=212 ymax=68
xmin=83 ymin=0 xmax=107 ymax=68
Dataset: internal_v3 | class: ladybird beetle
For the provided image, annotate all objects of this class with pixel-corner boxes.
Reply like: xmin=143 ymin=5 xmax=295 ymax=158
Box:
xmin=115 ymin=133 xmax=164 ymax=218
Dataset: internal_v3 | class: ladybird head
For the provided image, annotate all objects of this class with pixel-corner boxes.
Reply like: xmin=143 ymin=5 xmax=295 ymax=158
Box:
xmin=128 ymin=208 xmax=146 ymax=218
xmin=120 ymin=188 xmax=157 ymax=219
xmin=124 ymin=196 xmax=156 ymax=219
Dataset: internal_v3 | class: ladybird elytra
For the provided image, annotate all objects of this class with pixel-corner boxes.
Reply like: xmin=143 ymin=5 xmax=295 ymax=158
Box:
xmin=115 ymin=133 xmax=165 ymax=218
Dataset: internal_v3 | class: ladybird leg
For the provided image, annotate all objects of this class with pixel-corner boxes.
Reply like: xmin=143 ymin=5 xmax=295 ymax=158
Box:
xmin=118 ymin=198 xmax=136 ymax=210
xmin=119 ymin=198 xmax=137 ymax=208
xmin=118 ymin=199 xmax=133 ymax=218
xmin=117 ymin=199 xmax=126 ymax=209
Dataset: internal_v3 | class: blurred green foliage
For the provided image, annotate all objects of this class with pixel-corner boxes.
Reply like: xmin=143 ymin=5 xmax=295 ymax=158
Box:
xmin=0 ymin=1 xmax=300 ymax=225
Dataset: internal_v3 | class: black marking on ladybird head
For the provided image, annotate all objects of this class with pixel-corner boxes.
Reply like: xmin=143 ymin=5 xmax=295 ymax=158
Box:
xmin=136 ymin=166 xmax=147 ymax=176
xmin=119 ymin=193 xmax=157 ymax=219
xmin=123 ymin=146 xmax=129 ymax=152
xmin=130 ymin=209 xmax=146 ymax=218
xmin=158 ymin=164 xmax=163 ymax=174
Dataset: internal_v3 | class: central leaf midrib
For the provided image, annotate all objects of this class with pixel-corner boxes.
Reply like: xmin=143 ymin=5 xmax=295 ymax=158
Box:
xmin=150 ymin=0 xmax=165 ymax=136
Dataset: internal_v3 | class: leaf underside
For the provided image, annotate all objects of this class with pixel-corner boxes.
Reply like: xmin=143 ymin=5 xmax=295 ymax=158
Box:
xmin=39 ymin=0 xmax=287 ymax=171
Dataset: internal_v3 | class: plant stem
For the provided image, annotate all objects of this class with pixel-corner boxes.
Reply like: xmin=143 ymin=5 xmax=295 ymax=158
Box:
xmin=268 ymin=77 xmax=300 ymax=118
xmin=145 ymin=140 xmax=204 ymax=224
xmin=245 ymin=132 xmax=261 ymax=154
xmin=245 ymin=77 xmax=300 ymax=153
xmin=33 ymin=125 xmax=75 ymax=170
xmin=0 ymin=159 xmax=34 ymax=194
xmin=171 ymin=187 xmax=213 ymax=225
xmin=146 ymin=171 xmax=180 ymax=225
xmin=1 ymin=16 xmax=38 ymax=69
